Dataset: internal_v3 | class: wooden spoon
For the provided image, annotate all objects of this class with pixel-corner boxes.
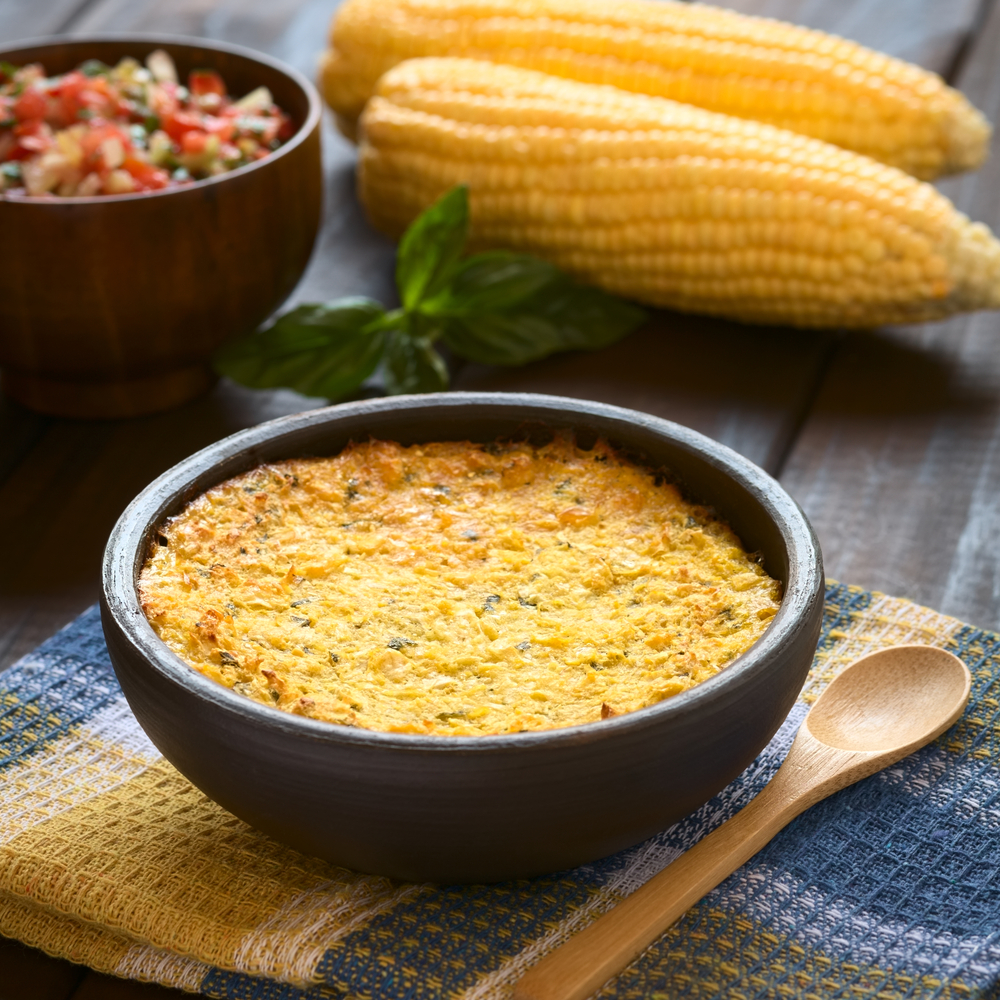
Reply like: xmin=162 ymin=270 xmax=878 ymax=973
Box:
xmin=512 ymin=644 xmax=971 ymax=1000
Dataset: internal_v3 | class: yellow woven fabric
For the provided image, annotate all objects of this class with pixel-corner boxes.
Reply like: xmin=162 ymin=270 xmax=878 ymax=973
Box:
xmin=0 ymin=584 xmax=997 ymax=999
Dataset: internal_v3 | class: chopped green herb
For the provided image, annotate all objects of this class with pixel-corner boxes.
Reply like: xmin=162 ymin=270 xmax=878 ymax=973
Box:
xmin=79 ymin=61 xmax=107 ymax=79
xmin=79 ymin=59 xmax=110 ymax=77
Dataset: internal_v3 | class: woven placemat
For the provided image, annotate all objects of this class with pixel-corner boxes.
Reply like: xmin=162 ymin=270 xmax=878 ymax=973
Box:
xmin=1 ymin=582 xmax=998 ymax=999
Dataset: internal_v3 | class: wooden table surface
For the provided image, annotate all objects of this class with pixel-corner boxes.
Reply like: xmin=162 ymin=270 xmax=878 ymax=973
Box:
xmin=2 ymin=0 xmax=1000 ymax=995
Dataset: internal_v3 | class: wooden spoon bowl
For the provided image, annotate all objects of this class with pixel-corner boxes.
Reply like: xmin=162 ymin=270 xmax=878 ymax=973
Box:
xmin=808 ymin=644 xmax=969 ymax=752
xmin=0 ymin=35 xmax=322 ymax=419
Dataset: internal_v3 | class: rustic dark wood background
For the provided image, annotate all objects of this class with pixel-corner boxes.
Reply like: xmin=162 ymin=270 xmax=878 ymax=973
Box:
xmin=2 ymin=0 xmax=1000 ymax=995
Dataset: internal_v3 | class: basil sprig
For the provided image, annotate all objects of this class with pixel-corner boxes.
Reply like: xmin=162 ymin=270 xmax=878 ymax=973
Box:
xmin=214 ymin=186 xmax=646 ymax=399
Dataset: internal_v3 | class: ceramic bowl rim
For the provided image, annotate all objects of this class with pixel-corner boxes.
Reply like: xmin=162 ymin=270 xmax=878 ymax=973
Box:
xmin=102 ymin=392 xmax=823 ymax=754
xmin=0 ymin=33 xmax=322 ymax=205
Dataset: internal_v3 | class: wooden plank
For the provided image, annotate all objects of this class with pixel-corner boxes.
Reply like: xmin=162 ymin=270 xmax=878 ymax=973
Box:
xmin=722 ymin=0 xmax=983 ymax=76
xmin=0 ymin=935 xmax=86 ymax=1000
xmin=454 ymin=316 xmax=836 ymax=473
xmin=0 ymin=395 xmax=50 ymax=487
xmin=0 ymin=0 xmax=94 ymax=42
xmin=778 ymin=0 xmax=1000 ymax=629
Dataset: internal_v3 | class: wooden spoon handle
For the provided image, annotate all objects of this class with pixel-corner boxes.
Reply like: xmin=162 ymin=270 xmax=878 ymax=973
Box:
xmin=511 ymin=777 xmax=803 ymax=1000
xmin=511 ymin=716 xmax=890 ymax=1000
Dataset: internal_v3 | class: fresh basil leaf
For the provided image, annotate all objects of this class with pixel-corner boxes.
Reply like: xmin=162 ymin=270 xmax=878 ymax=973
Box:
xmin=383 ymin=329 xmax=449 ymax=396
xmin=440 ymin=314 xmax=562 ymax=366
xmin=214 ymin=297 xmax=387 ymax=400
xmin=395 ymin=185 xmax=469 ymax=311
xmin=441 ymin=276 xmax=647 ymax=366
xmin=420 ymin=251 xmax=559 ymax=316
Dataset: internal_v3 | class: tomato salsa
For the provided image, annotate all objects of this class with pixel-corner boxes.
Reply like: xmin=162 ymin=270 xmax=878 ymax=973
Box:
xmin=0 ymin=50 xmax=294 ymax=197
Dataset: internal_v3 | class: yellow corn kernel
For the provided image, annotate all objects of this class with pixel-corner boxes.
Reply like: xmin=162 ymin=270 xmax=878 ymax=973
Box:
xmin=357 ymin=58 xmax=1000 ymax=330
xmin=324 ymin=0 xmax=990 ymax=180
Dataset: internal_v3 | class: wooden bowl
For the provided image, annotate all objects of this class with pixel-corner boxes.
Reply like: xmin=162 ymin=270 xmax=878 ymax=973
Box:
xmin=0 ymin=35 xmax=322 ymax=419
xmin=101 ymin=393 xmax=825 ymax=882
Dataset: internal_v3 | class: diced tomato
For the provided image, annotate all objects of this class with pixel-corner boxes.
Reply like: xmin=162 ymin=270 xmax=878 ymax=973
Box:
xmin=235 ymin=115 xmax=280 ymax=146
xmin=52 ymin=71 xmax=88 ymax=125
xmin=161 ymin=109 xmax=204 ymax=142
xmin=147 ymin=82 xmax=179 ymax=119
xmin=79 ymin=122 xmax=131 ymax=170
xmin=9 ymin=119 xmax=51 ymax=159
xmin=12 ymin=86 xmax=47 ymax=122
xmin=202 ymin=115 xmax=234 ymax=142
xmin=80 ymin=79 xmax=120 ymax=121
xmin=188 ymin=70 xmax=225 ymax=97
xmin=180 ymin=129 xmax=209 ymax=154
xmin=277 ymin=115 xmax=294 ymax=141
xmin=79 ymin=122 xmax=124 ymax=154
xmin=122 ymin=154 xmax=169 ymax=190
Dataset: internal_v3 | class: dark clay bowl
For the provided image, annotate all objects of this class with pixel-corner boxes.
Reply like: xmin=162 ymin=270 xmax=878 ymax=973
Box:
xmin=0 ymin=35 xmax=322 ymax=419
xmin=101 ymin=393 xmax=824 ymax=882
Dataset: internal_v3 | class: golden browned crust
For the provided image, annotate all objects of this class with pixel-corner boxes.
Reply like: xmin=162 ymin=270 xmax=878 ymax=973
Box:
xmin=139 ymin=437 xmax=781 ymax=735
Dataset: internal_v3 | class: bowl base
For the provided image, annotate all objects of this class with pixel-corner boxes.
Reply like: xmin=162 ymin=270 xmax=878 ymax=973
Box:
xmin=2 ymin=364 xmax=216 ymax=419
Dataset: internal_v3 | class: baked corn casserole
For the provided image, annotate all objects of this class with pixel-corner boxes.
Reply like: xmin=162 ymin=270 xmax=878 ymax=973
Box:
xmin=139 ymin=437 xmax=782 ymax=735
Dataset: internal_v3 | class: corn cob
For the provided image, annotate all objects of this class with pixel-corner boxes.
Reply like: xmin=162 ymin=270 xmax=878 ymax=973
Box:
xmin=357 ymin=58 xmax=1000 ymax=330
xmin=323 ymin=0 xmax=990 ymax=181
